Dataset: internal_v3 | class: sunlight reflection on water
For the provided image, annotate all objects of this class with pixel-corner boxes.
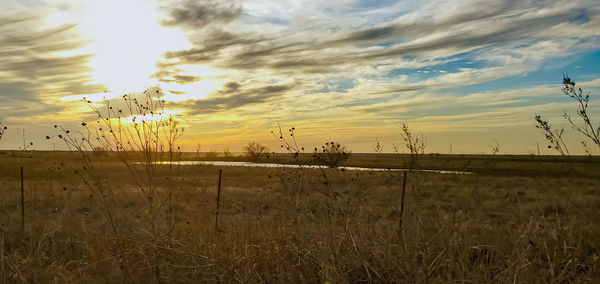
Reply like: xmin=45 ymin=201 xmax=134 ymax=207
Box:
xmin=152 ymin=161 xmax=471 ymax=175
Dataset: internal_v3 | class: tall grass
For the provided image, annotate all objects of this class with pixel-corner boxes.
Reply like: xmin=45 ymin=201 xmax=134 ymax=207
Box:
xmin=0 ymin=141 xmax=599 ymax=282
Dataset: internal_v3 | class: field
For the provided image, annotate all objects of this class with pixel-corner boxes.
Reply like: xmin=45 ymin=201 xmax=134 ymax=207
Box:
xmin=0 ymin=150 xmax=599 ymax=283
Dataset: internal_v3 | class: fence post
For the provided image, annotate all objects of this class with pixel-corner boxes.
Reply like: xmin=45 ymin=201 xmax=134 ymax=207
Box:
xmin=214 ymin=169 xmax=223 ymax=231
xmin=20 ymin=166 xmax=24 ymax=232
xmin=397 ymin=171 xmax=408 ymax=239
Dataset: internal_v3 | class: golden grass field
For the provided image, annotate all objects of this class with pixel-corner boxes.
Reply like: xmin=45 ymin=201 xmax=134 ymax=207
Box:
xmin=0 ymin=150 xmax=599 ymax=283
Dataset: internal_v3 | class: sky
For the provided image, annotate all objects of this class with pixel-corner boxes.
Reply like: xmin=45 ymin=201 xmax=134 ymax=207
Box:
xmin=1 ymin=0 xmax=600 ymax=154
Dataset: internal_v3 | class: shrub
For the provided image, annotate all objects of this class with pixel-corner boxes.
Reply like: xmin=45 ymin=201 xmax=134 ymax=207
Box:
xmin=205 ymin=150 xmax=218 ymax=160
xmin=245 ymin=142 xmax=268 ymax=162
xmin=312 ymin=142 xmax=350 ymax=168
xmin=93 ymin=146 xmax=107 ymax=152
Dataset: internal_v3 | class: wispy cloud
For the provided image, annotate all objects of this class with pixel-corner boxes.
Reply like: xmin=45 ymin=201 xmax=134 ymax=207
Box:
xmin=169 ymin=82 xmax=296 ymax=115
xmin=159 ymin=0 xmax=242 ymax=29
xmin=0 ymin=10 xmax=104 ymax=125
xmin=158 ymin=0 xmax=599 ymax=79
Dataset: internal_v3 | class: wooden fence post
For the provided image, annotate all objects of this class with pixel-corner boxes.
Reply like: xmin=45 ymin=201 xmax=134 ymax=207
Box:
xmin=397 ymin=171 xmax=408 ymax=239
xmin=214 ymin=169 xmax=223 ymax=231
xmin=21 ymin=166 xmax=25 ymax=232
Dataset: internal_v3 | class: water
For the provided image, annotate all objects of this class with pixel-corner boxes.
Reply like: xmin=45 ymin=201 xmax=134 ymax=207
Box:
xmin=154 ymin=160 xmax=471 ymax=175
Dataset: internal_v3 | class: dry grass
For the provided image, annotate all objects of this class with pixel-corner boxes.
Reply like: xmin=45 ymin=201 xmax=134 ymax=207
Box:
xmin=0 ymin=151 xmax=599 ymax=283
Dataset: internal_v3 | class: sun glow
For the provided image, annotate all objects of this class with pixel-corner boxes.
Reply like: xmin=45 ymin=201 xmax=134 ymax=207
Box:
xmin=160 ymin=77 xmax=223 ymax=101
xmin=77 ymin=0 xmax=191 ymax=95
xmin=60 ymin=91 xmax=124 ymax=102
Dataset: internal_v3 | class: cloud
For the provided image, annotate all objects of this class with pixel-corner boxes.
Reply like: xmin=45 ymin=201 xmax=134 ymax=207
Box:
xmin=3 ymin=0 xmax=600 ymax=153
xmin=151 ymin=68 xmax=203 ymax=84
xmin=330 ymin=2 xmax=512 ymax=44
xmin=0 ymin=13 xmax=104 ymax=122
xmin=159 ymin=0 xmax=242 ymax=29
xmin=0 ymin=81 xmax=37 ymax=103
xmin=157 ymin=0 xmax=600 ymax=82
xmin=169 ymin=82 xmax=295 ymax=115
xmin=151 ymin=0 xmax=599 ymax=155
xmin=348 ymin=84 xmax=560 ymax=117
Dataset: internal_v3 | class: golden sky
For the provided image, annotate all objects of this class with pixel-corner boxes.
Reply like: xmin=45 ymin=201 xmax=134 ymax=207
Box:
xmin=1 ymin=0 xmax=600 ymax=154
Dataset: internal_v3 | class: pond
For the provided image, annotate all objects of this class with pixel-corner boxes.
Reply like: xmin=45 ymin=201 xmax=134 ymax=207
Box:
xmin=154 ymin=160 xmax=471 ymax=175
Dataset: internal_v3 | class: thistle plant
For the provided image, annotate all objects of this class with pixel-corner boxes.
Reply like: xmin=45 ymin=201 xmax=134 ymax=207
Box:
xmin=394 ymin=123 xmax=426 ymax=240
xmin=535 ymin=75 xmax=599 ymax=155
xmin=313 ymin=142 xmax=350 ymax=168
xmin=50 ymin=89 xmax=183 ymax=200
xmin=561 ymin=75 xmax=600 ymax=149
xmin=372 ymin=138 xmax=383 ymax=154
xmin=394 ymin=123 xmax=426 ymax=168
xmin=269 ymin=123 xmax=307 ymax=211
xmin=534 ymin=115 xmax=569 ymax=156
xmin=0 ymin=121 xmax=6 ymax=142
xmin=269 ymin=124 xmax=373 ymax=279
xmin=48 ymin=88 xmax=185 ymax=281
xmin=271 ymin=123 xmax=304 ymax=159
xmin=488 ymin=138 xmax=500 ymax=155
xmin=18 ymin=129 xmax=34 ymax=151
